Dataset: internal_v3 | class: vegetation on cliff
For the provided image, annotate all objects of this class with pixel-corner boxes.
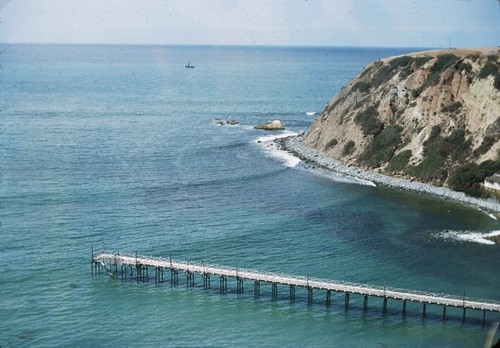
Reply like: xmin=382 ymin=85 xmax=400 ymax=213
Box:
xmin=304 ymin=48 xmax=500 ymax=198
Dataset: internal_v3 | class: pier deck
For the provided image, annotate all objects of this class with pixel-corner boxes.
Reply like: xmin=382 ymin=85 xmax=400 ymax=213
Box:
xmin=92 ymin=250 xmax=500 ymax=321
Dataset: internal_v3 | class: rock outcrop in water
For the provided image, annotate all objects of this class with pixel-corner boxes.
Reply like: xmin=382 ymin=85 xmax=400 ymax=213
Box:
xmin=304 ymin=48 xmax=500 ymax=194
xmin=254 ymin=120 xmax=285 ymax=130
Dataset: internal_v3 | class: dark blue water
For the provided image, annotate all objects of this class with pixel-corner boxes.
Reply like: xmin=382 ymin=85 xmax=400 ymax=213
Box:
xmin=1 ymin=44 xmax=499 ymax=347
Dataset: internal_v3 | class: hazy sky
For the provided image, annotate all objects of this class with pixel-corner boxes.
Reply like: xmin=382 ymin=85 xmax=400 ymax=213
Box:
xmin=0 ymin=0 xmax=499 ymax=48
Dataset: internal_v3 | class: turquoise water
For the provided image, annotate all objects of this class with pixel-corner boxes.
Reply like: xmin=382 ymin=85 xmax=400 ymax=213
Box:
xmin=1 ymin=44 xmax=499 ymax=347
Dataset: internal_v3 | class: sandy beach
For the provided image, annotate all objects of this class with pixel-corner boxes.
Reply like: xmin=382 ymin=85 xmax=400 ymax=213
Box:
xmin=279 ymin=135 xmax=500 ymax=215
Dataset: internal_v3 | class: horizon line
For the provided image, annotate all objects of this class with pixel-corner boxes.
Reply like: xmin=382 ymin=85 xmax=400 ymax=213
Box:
xmin=0 ymin=41 xmax=444 ymax=50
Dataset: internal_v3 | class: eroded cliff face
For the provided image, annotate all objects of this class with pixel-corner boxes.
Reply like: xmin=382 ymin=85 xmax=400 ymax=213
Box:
xmin=304 ymin=48 xmax=500 ymax=187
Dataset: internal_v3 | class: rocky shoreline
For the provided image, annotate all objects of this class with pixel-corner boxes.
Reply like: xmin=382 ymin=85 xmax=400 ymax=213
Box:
xmin=279 ymin=135 xmax=500 ymax=215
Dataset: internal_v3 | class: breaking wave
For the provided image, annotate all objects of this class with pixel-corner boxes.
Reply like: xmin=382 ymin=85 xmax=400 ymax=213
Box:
xmin=253 ymin=133 xmax=377 ymax=187
xmin=252 ymin=132 xmax=301 ymax=168
xmin=432 ymin=230 xmax=500 ymax=245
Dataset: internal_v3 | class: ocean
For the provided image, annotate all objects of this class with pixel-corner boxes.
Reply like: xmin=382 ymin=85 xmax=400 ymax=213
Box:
xmin=1 ymin=44 xmax=499 ymax=347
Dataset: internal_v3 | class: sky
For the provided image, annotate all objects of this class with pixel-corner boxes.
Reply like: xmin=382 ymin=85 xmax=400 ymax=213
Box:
xmin=0 ymin=0 xmax=499 ymax=48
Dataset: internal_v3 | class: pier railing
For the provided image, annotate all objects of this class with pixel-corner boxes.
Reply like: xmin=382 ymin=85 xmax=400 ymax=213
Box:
xmin=91 ymin=249 xmax=500 ymax=322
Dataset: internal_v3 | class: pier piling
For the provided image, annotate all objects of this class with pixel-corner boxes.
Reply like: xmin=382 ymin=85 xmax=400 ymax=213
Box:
xmin=186 ymin=271 xmax=194 ymax=288
xmin=237 ymin=277 xmax=244 ymax=295
xmin=307 ymin=287 xmax=313 ymax=304
xmin=91 ymin=250 xmax=500 ymax=323
xmin=171 ymin=269 xmax=178 ymax=287
xmin=254 ymin=281 xmax=260 ymax=297
xmin=220 ymin=276 xmax=227 ymax=293
xmin=202 ymin=273 xmax=210 ymax=290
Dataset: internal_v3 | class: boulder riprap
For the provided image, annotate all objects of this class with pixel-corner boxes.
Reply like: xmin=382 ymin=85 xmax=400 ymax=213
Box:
xmin=254 ymin=120 xmax=285 ymax=130
xmin=279 ymin=135 xmax=500 ymax=214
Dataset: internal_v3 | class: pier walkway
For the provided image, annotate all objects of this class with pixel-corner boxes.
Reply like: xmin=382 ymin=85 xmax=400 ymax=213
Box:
xmin=92 ymin=250 xmax=500 ymax=322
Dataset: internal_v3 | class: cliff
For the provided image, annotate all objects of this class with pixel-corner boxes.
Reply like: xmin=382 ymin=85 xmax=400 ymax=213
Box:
xmin=304 ymin=48 xmax=500 ymax=192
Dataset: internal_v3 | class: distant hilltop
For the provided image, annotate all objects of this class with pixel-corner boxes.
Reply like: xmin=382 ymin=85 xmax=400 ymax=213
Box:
xmin=304 ymin=47 xmax=500 ymax=197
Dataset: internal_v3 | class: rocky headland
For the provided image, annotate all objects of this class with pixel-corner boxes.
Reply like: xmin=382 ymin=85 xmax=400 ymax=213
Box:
xmin=280 ymin=47 xmax=500 ymax=215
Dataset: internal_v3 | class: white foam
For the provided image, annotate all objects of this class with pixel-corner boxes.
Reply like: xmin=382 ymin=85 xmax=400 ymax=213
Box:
xmin=252 ymin=132 xmax=378 ymax=185
xmin=306 ymin=112 xmax=316 ymax=116
xmin=269 ymin=147 xmax=301 ymax=167
xmin=357 ymin=178 xmax=376 ymax=187
xmin=475 ymin=207 xmax=498 ymax=221
xmin=304 ymin=165 xmax=377 ymax=187
xmin=254 ymin=133 xmax=289 ymax=143
xmin=252 ymin=132 xmax=301 ymax=167
xmin=434 ymin=230 xmax=500 ymax=245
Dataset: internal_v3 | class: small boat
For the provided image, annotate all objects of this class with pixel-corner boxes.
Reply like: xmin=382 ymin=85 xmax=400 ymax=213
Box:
xmin=184 ymin=60 xmax=195 ymax=68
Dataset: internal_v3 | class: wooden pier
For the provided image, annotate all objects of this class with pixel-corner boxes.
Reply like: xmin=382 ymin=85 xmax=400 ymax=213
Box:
xmin=91 ymin=249 xmax=500 ymax=323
